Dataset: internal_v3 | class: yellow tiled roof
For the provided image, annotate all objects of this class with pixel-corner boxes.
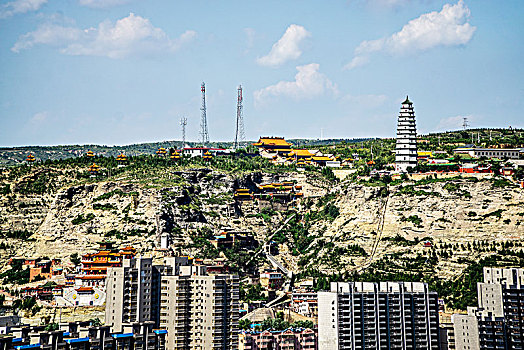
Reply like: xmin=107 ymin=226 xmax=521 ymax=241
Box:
xmin=312 ymin=156 xmax=332 ymax=161
xmin=288 ymin=149 xmax=314 ymax=157
xmin=253 ymin=137 xmax=291 ymax=147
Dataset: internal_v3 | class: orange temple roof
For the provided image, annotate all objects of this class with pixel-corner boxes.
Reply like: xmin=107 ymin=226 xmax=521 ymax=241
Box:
xmin=312 ymin=156 xmax=332 ymax=161
xmin=253 ymin=137 xmax=291 ymax=147
xmin=288 ymin=149 xmax=314 ymax=157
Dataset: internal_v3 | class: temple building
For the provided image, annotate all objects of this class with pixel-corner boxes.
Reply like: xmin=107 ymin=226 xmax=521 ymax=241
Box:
xmin=156 ymin=147 xmax=167 ymax=156
xmin=395 ymin=96 xmax=418 ymax=172
xmin=88 ymin=163 xmax=100 ymax=176
xmin=26 ymin=153 xmax=36 ymax=163
xmin=116 ymin=153 xmax=127 ymax=163
xmin=203 ymin=150 xmax=213 ymax=160
xmin=287 ymin=149 xmax=315 ymax=160
xmin=253 ymin=137 xmax=292 ymax=158
xmin=86 ymin=150 xmax=95 ymax=158
xmin=170 ymin=150 xmax=181 ymax=160
xmin=76 ymin=241 xmax=136 ymax=287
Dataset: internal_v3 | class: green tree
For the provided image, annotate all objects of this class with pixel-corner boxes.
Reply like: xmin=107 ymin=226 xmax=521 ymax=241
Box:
xmin=70 ymin=253 xmax=81 ymax=266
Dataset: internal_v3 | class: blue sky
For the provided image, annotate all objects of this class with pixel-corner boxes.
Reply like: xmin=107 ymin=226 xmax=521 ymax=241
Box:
xmin=0 ymin=0 xmax=523 ymax=146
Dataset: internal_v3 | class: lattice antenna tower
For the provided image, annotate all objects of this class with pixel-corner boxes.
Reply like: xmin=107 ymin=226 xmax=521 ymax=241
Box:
xmin=234 ymin=85 xmax=245 ymax=150
xmin=200 ymin=82 xmax=209 ymax=146
xmin=462 ymin=117 xmax=469 ymax=130
xmin=180 ymin=117 xmax=187 ymax=149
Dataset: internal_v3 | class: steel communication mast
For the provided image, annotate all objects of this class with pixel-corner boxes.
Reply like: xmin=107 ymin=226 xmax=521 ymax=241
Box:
xmin=234 ymin=85 xmax=245 ymax=150
xmin=200 ymin=82 xmax=209 ymax=146
xmin=180 ymin=116 xmax=187 ymax=149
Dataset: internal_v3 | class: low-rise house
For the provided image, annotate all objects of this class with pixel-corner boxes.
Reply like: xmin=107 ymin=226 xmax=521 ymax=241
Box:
xmin=182 ymin=147 xmax=228 ymax=158
xmin=239 ymin=328 xmax=317 ymax=350
xmin=29 ymin=259 xmax=63 ymax=282
xmin=459 ymin=163 xmax=492 ymax=174
xmin=260 ymin=270 xmax=284 ymax=290
xmin=500 ymin=166 xmax=515 ymax=176
xmin=21 ymin=282 xmax=64 ymax=301
xmin=209 ymin=231 xmax=257 ymax=250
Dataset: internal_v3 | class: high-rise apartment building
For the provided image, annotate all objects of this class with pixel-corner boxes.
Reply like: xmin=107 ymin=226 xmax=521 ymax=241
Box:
xmin=395 ymin=96 xmax=418 ymax=173
xmin=105 ymin=257 xmax=157 ymax=332
xmin=160 ymin=265 xmax=239 ymax=349
xmin=318 ymin=281 xmax=440 ymax=350
xmin=454 ymin=267 xmax=524 ymax=350
xmin=105 ymin=257 xmax=239 ymax=350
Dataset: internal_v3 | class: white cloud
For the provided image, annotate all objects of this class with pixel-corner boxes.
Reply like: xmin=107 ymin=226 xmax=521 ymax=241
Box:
xmin=254 ymin=63 xmax=338 ymax=106
xmin=12 ymin=13 xmax=196 ymax=58
xmin=30 ymin=111 xmax=48 ymax=123
xmin=12 ymin=24 xmax=83 ymax=52
xmin=435 ymin=114 xmax=474 ymax=131
xmin=343 ymin=56 xmax=370 ymax=70
xmin=78 ymin=0 xmax=132 ymax=8
xmin=0 ymin=0 xmax=47 ymax=19
xmin=346 ymin=0 xmax=476 ymax=69
xmin=256 ymin=24 xmax=311 ymax=67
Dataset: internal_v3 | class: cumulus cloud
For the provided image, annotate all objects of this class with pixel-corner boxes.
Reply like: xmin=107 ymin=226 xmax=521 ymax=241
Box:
xmin=78 ymin=0 xmax=132 ymax=8
xmin=0 ymin=0 xmax=47 ymax=19
xmin=12 ymin=13 xmax=196 ymax=58
xmin=254 ymin=63 xmax=337 ymax=106
xmin=257 ymin=24 xmax=311 ymax=67
xmin=11 ymin=24 xmax=83 ymax=52
xmin=343 ymin=56 xmax=370 ymax=70
xmin=345 ymin=0 xmax=476 ymax=69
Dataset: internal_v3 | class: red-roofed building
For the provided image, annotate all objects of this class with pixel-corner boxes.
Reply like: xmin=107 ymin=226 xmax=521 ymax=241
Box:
xmin=75 ymin=242 xmax=136 ymax=287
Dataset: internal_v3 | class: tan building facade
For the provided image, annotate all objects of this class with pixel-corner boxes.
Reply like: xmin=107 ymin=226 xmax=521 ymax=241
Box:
xmin=105 ymin=257 xmax=239 ymax=350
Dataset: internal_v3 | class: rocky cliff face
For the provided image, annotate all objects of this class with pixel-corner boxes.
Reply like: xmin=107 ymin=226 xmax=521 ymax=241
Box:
xmin=1 ymin=166 xmax=522 ymax=282
xmin=286 ymin=177 xmax=524 ymax=279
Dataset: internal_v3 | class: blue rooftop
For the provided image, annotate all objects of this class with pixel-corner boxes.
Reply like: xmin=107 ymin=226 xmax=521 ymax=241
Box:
xmin=112 ymin=333 xmax=134 ymax=339
xmin=65 ymin=338 xmax=89 ymax=344
xmin=15 ymin=344 xmax=41 ymax=350
xmin=153 ymin=330 xmax=167 ymax=335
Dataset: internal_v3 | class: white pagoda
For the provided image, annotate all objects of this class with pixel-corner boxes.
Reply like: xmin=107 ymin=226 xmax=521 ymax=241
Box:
xmin=395 ymin=96 xmax=418 ymax=172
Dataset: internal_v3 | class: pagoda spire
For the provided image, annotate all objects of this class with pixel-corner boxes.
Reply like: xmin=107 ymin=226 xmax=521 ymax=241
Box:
xmin=395 ymin=96 xmax=417 ymax=172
